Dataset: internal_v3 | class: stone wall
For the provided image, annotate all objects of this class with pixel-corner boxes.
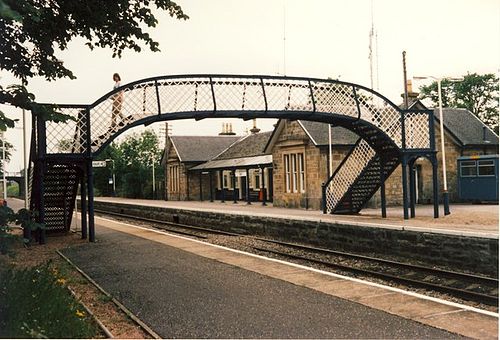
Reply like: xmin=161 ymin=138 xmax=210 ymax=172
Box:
xmin=271 ymin=120 xmax=311 ymax=209
xmin=93 ymin=200 xmax=499 ymax=276
xmin=187 ymin=171 xmax=213 ymax=201
xmin=271 ymin=120 xmax=354 ymax=210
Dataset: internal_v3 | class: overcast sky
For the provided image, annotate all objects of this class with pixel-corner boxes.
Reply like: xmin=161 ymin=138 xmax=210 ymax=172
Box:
xmin=1 ymin=0 xmax=499 ymax=171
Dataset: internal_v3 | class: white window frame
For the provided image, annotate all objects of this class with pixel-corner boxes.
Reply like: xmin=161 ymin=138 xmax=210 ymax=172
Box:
xmin=298 ymin=153 xmax=305 ymax=193
xmin=460 ymin=160 xmax=477 ymax=178
xmin=284 ymin=154 xmax=291 ymax=193
xmin=284 ymin=152 xmax=305 ymax=193
xmin=478 ymin=160 xmax=495 ymax=177
xmin=169 ymin=165 xmax=180 ymax=192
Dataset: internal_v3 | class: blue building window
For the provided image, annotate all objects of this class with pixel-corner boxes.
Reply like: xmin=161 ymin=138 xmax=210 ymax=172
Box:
xmin=460 ymin=161 xmax=477 ymax=177
xmin=478 ymin=160 xmax=495 ymax=176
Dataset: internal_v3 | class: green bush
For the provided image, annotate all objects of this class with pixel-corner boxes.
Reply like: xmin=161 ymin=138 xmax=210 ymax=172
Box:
xmin=0 ymin=264 xmax=98 ymax=338
xmin=0 ymin=205 xmax=16 ymax=255
xmin=7 ymin=182 xmax=19 ymax=197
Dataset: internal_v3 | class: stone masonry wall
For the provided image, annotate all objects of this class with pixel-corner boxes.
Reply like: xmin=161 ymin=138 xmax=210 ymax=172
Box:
xmin=271 ymin=120 xmax=310 ymax=209
xmin=93 ymin=200 xmax=499 ymax=276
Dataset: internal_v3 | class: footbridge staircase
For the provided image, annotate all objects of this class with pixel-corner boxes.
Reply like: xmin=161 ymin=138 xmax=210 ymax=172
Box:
xmin=27 ymin=75 xmax=437 ymax=243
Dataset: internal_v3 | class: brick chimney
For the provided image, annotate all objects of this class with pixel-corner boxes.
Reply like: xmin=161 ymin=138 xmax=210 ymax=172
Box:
xmin=249 ymin=118 xmax=261 ymax=134
xmin=219 ymin=122 xmax=236 ymax=135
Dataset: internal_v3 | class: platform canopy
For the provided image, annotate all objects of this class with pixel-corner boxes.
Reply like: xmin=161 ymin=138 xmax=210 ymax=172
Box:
xmin=189 ymin=154 xmax=272 ymax=171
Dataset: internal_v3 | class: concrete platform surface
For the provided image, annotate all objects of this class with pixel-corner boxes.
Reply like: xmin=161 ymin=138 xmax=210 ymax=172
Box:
xmin=94 ymin=197 xmax=499 ymax=237
xmin=62 ymin=216 xmax=498 ymax=339
xmin=7 ymin=198 xmax=495 ymax=337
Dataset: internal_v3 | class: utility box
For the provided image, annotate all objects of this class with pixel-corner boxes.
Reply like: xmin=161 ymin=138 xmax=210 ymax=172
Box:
xmin=457 ymin=155 xmax=499 ymax=202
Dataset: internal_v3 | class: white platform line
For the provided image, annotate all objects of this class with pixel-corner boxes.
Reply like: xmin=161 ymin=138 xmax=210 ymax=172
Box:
xmin=95 ymin=216 xmax=499 ymax=318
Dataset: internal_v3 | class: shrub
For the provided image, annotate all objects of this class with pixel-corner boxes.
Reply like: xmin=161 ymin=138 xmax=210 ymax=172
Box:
xmin=0 ymin=205 xmax=16 ymax=255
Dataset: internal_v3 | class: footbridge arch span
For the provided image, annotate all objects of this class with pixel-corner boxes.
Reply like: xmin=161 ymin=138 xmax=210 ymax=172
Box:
xmin=29 ymin=75 xmax=438 ymax=242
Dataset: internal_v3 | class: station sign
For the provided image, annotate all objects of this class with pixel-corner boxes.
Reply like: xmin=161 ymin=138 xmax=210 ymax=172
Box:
xmin=92 ymin=161 xmax=107 ymax=168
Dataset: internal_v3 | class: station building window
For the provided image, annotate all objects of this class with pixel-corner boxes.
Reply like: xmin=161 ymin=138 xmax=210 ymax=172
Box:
xmin=254 ymin=171 xmax=261 ymax=189
xmin=460 ymin=160 xmax=496 ymax=177
xmin=218 ymin=170 xmax=234 ymax=189
xmin=478 ymin=160 xmax=495 ymax=176
xmin=284 ymin=152 xmax=305 ymax=193
xmin=460 ymin=161 xmax=476 ymax=177
xmin=169 ymin=165 xmax=180 ymax=192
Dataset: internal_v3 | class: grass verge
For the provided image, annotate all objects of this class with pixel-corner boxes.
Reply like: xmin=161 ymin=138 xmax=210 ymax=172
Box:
xmin=0 ymin=262 xmax=99 ymax=338
xmin=0 ymin=227 xmax=150 ymax=338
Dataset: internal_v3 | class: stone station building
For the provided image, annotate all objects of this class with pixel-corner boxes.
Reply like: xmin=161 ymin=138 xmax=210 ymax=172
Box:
xmin=162 ymin=104 xmax=498 ymax=211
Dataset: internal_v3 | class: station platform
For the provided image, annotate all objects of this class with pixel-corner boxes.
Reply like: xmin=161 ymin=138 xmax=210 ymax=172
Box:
xmin=94 ymin=197 xmax=499 ymax=238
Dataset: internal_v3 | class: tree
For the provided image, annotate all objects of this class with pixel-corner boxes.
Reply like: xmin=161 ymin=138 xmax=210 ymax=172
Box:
xmin=94 ymin=130 xmax=163 ymax=199
xmin=0 ymin=0 xmax=188 ymax=129
xmin=419 ymin=73 xmax=499 ymax=134
xmin=0 ymin=138 xmax=13 ymax=172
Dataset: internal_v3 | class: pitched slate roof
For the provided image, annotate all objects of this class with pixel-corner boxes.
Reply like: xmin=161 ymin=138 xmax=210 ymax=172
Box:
xmin=169 ymin=135 xmax=240 ymax=162
xmin=436 ymin=108 xmax=498 ymax=146
xmin=214 ymin=131 xmax=273 ymax=160
xmin=298 ymin=120 xmax=358 ymax=146
xmin=406 ymin=100 xmax=498 ymax=146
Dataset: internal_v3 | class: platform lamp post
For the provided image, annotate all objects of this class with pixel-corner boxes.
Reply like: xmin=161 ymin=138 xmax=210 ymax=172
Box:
xmin=151 ymin=154 xmax=156 ymax=199
xmin=414 ymin=75 xmax=463 ymax=216
xmin=104 ymin=159 xmax=116 ymax=197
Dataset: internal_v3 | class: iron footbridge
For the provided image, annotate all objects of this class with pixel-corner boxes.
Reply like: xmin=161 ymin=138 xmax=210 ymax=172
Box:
xmin=27 ymin=74 xmax=438 ymax=243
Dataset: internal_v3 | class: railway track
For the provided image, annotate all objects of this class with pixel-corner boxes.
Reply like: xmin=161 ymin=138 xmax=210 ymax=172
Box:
xmin=93 ymin=209 xmax=499 ymax=307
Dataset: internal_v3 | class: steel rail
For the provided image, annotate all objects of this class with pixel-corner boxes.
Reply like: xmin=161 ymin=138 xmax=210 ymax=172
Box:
xmin=253 ymin=246 xmax=498 ymax=306
xmin=57 ymin=251 xmax=162 ymax=339
xmin=92 ymin=209 xmax=498 ymax=306
xmin=253 ymin=237 xmax=498 ymax=286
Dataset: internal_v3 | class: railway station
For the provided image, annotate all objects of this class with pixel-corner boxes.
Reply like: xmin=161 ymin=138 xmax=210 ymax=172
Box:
xmin=15 ymin=74 xmax=499 ymax=338
xmin=2 ymin=1 xmax=499 ymax=338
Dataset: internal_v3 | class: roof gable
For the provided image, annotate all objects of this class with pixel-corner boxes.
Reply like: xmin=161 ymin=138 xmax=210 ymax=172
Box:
xmin=215 ymin=131 xmax=273 ymax=160
xmin=169 ymin=135 xmax=240 ymax=162
xmin=265 ymin=119 xmax=358 ymax=152
xmin=298 ymin=120 xmax=358 ymax=146
xmin=435 ymin=108 xmax=498 ymax=146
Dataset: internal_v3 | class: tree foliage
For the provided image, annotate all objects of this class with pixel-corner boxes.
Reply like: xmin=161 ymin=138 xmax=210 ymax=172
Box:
xmin=94 ymin=130 xmax=164 ymax=199
xmin=0 ymin=0 xmax=188 ymax=129
xmin=419 ymin=73 xmax=499 ymax=133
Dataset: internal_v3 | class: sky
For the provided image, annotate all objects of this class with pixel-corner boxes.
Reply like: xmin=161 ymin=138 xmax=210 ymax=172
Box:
xmin=1 ymin=0 xmax=499 ymax=172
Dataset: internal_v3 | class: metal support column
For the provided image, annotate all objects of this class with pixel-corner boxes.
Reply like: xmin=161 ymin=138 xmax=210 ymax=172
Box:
xmin=186 ymin=168 xmax=190 ymax=200
xmin=84 ymin=107 xmax=95 ymax=242
xmin=36 ymin=114 xmax=47 ymax=244
xmin=321 ymin=183 xmax=327 ymax=214
xmin=409 ymin=161 xmax=416 ymax=218
xmin=401 ymin=156 xmax=409 ymax=220
xmin=246 ymin=168 xmax=251 ymax=205
xmin=80 ymin=172 xmax=87 ymax=240
xmin=209 ymin=171 xmax=214 ymax=202
xmin=199 ymin=171 xmax=203 ymax=201
xmin=431 ymin=155 xmax=440 ymax=218
xmin=86 ymin=159 xmax=95 ymax=242
xmin=232 ymin=169 xmax=237 ymax=203
xmin=380 ymin=158 xmax=387 ymax=218
xmin=219 ymin=170 xmax=225 ymax=203
xmin=260 ymin=166 xmax=267 ymax=206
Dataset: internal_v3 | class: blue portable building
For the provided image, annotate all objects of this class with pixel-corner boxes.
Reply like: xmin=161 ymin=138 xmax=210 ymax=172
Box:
xmin=457 ymin=155 xmax=499 ymax=202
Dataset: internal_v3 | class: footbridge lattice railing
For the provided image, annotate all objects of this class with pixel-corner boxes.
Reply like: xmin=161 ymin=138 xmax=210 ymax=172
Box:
xmin=42 ymin=75 xmax=433 ymax=156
